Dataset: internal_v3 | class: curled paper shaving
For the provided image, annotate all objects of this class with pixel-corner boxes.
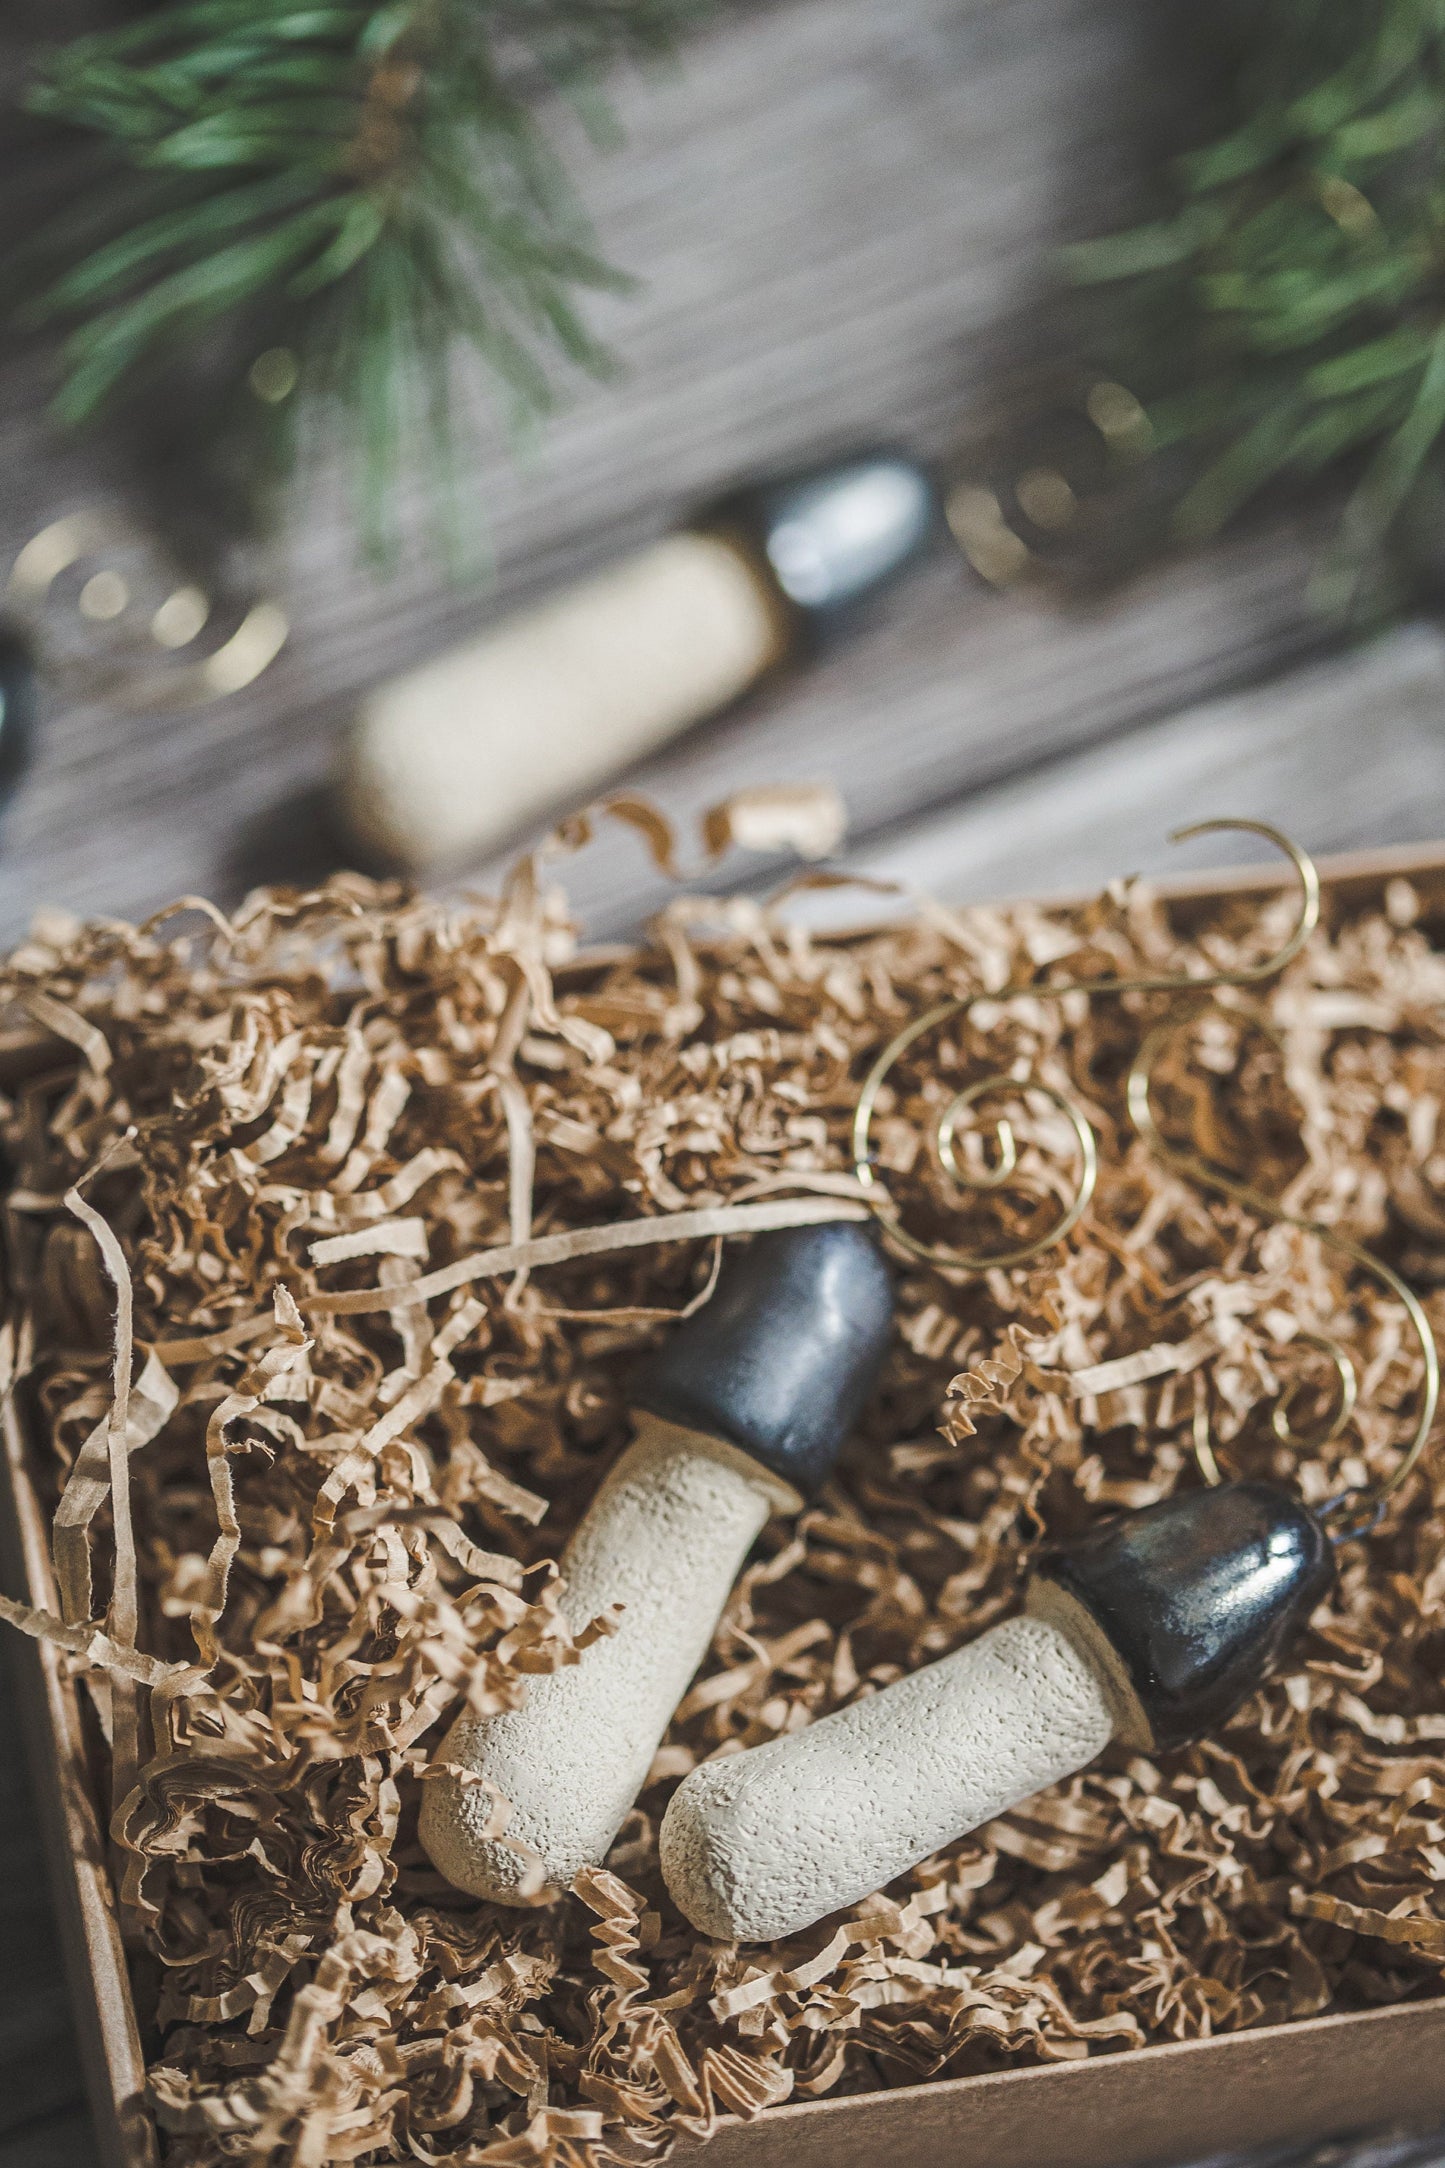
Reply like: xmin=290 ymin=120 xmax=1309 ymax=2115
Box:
xmin=302 ymin=1195 xmax=870 ymax=1320
xmin=3 ymin=807 xmax=1445 ymax=2164
xmin=64 ymin=1168 xmax=142 ymax=1803
xmin=0 ymin=1591 xmax=188 ymax=1687
xmin=701 ymin=783 xmax=848 ymax=865
xmin=23 ymin=987 xmax=112 ymax=1072
xmin=53 ymin=1348 xmax=177 ymax=1623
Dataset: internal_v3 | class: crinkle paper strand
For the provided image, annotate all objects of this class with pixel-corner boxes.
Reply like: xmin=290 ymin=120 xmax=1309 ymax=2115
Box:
xmin=3 ymin=820 xmax=1445 ymax=2166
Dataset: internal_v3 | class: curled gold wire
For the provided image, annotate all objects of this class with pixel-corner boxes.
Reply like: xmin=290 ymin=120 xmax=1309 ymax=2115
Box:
xmin=882 ymin=1075 xmax=1099 ymax=1272
xmin=1191 ymin=1380 xmax=1224 ymax=1488
xmin=1271 ymin=1332 xmax=1359 ymax=1450
xmin=937 ymin=1076 xmax=1020 ymax=1193
xmin=7 ymin=512 xmax=288 ymax=708
xmin=1129 ymin=1015 xmax=1440 ymax=1537
xmin=852 ymin=820 xmax=1319 ymax=1274
xmin=1191 ymin=1332 xmax=1359 ymax=1487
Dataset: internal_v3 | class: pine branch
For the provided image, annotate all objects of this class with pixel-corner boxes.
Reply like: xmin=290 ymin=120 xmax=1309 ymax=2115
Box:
xmin=16 ymin=0 xmax=703 ymax=554
xmin=1070 ymin=0 xmax=1445 ymax=608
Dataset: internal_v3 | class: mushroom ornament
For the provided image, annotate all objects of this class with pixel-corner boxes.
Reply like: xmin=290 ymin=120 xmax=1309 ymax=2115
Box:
xmin=660 ymin=1481 xmax=1335 ymax=1943
xmin=420 ymin=1222 xmax=894 ymax=1901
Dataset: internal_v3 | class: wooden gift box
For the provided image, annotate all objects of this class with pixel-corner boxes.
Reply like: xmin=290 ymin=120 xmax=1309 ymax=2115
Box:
xmin=6 ymin=840 xmax=1445 ymax=2168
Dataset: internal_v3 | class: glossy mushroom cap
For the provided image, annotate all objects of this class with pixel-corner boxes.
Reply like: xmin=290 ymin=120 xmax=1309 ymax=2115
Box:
xmin=704 ymin=450 xmax=941 ymax=646
xmin=631 ymin=1221 xmax=894 ymax=1496
xmin=1028 ymin=1480 xmax=1335 ymax=1752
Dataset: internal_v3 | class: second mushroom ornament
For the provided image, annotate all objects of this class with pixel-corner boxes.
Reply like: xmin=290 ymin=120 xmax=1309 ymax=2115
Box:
xmin=661 ymin=1479 xmax=1340 ymax=1943
xmin=660 ymin=823 xmax=1442 ymax=1945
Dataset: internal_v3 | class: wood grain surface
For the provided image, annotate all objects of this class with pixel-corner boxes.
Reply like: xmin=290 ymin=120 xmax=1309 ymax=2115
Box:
xmin=0 ymin=0 xmax=1335 ymax=943
xmin=2 ymin=0 xmax=1445 ymax=2161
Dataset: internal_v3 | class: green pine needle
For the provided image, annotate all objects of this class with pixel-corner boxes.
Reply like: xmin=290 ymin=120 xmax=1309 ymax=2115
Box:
xmin=1071 ymin=0 xmax=1445 ymax=606
xmin=18 ymin=0 xmax=702 ymax=556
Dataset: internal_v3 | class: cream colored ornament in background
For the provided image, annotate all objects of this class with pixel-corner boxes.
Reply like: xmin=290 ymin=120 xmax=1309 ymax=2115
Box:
xmin=344 ymin=533 xmax=785 ymax=875
xmin=338 ymin=452 xmax=939 ymax=874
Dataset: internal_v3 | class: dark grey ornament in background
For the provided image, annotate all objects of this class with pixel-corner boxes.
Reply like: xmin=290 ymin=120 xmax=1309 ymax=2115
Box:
xmin=0 ymin=627 xmax=35 ymax=811
xmin=708 ymin=448 xmax=943 ymax=644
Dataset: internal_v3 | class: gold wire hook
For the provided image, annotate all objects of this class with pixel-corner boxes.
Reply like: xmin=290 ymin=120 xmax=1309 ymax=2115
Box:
xmin=1128 ymin=1014 xmax=1439 ymax=1538
xmin=1271 ymin=1331 xmax=1359 ymax=1450
xmin=905 ymin=1074 xmax=1098 ymax=1272
xmin=1190 ymin=1331 xmax=1359 ymax=1487
xmin=937 ymin=1076 xmax=1020 ymax=1192
xmin=852 ymin=820 xmax=1320 ymax=1274
xmin=1191 ymin=1378 xmax=1224 ymax=1487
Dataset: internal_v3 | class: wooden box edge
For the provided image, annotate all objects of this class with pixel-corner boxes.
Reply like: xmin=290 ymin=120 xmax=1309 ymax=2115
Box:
xmin=697 ymin=1996 xmax=1445 ymax=2168
xmin=0 ymin=1393 xmax=156 ymax=2167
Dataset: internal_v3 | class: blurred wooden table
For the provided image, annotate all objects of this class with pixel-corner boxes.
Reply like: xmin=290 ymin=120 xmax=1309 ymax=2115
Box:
xmin=2 ymin=0 xmax=1445 ymax=2161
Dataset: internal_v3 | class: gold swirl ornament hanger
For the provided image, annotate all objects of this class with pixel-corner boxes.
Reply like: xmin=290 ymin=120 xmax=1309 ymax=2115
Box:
xmin=1128 ymin=1014 xmax=1438 ymax=1540
xmin=849 ymin=819 xmax=1436 ymax=1541
xmin=7 ymin=511 xmax=287 ymax=709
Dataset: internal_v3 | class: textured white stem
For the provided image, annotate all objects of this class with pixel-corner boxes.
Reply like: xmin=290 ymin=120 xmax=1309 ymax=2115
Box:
xmin=659 ymin=1614 xmax=1116 ymax=1943
xmin=341 ymin=532 xmax=783 ymax=873
xmin=420 ymin=1416 xmax=796 ymax=1902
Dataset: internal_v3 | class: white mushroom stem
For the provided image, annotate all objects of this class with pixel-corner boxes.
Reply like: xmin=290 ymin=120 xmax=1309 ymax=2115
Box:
xmin=341 ymin=531 xmax=785 ymax=874
xmin=420 ymin=1415 xmax=799 ymax=1902
xmin=658 ymin=1612 xmax=1118 ymax=1944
